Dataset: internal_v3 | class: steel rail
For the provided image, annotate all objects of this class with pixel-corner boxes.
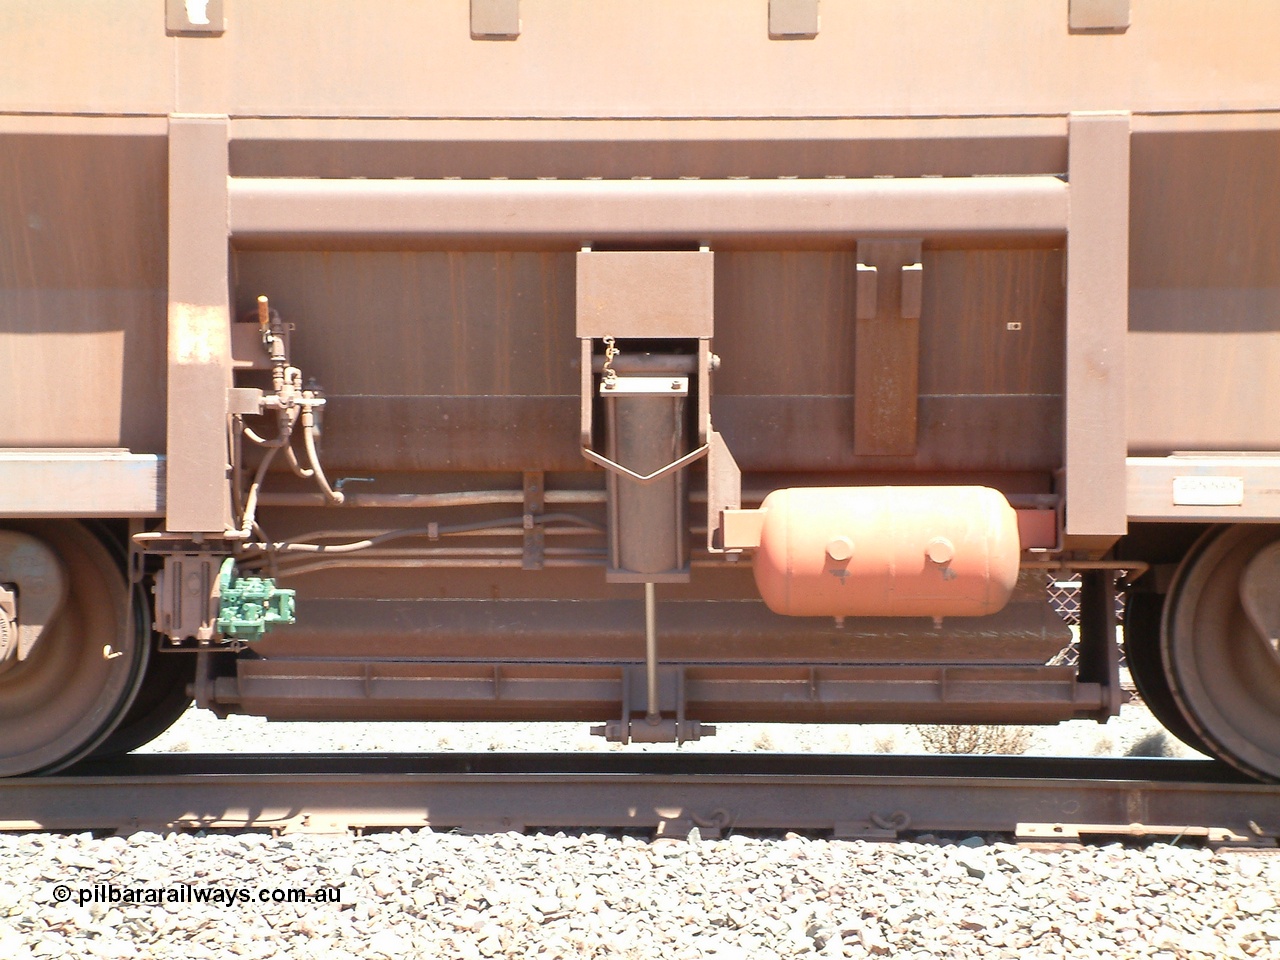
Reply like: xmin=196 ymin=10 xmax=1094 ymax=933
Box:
xmin=228 ymin=176 xmax=1069 ymax=246
xmin=2 ymin=755 xmax=1275 ymax=843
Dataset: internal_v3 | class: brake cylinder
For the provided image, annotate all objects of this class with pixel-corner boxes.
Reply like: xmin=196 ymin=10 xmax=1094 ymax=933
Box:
xmin=751 ymin=486 xmax=1021 ymax=618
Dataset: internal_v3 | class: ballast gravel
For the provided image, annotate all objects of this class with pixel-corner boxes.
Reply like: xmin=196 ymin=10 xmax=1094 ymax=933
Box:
xmin=3 ymin=701 xmax=1264 ymax=958
xmin=0 ymin=829 xmax=1276 ymax=960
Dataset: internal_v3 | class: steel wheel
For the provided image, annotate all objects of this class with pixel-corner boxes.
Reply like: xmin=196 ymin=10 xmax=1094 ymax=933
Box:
xmin=1163 ymin=525 xmax=1280 ymax=782
xmin=0 ymin=522 xmax=148 ymax=776
xmin=90 ymin=640 xmax=193 ymax=758
xmin=1123 ymin=592 xmax=1209 ymax=755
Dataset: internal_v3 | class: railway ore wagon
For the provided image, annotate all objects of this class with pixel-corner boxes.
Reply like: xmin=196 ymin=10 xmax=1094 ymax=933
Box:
xmin=3 ymin=0 xmax=1280 ymax=782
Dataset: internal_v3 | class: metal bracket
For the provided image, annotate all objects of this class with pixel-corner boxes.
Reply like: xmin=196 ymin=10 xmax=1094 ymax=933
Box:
xmin=471 ymin=0 xmax=520 ymax=40
xmin=769 ymin=0 xmax=819 ymax=39
xmin=522 ymin=471 xmax=545 ymax=571
xmin=153 ymin=554 xmax=223 ymax=645
xmin=591 ymin=666 xmax=715 ymax=745
xmin=595 ymin=717 xmax=714 ymax=745
xmin=859 ymin=259 xmax=922 ymax=321
xmin=706 ymin=430 xmax=742 ymax=554
xmin=901 ymin=262 xmax=923 ymax=319
xmin=588 ymin=375 xmax=709 ymax=483
xmin=1076 ymin=569 xmax=1124 ymax=719
xmin=227 ymin=387 xmax=265 ymax=416
xmin=855 ymin=263 xmax=878 ymax=320
xmin=166 ymin=0 xmax=225 ymax=36
xmin=697 ymin=340 xmax=714 ymax=446
xmin=699 ymin=336 xmax=742 ymax=555
xmin=854 ymin=239 xmax=924 ymax=456
xmin=581 ymin=444 xmax=709 ymax=486
xmin=1069 ymin=0 xmax=1130 ymax=33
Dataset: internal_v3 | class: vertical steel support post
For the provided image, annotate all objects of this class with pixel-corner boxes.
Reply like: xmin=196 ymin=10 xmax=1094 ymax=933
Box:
xmin=1065 ymin=113 xmax=1130 ymax=543
xmin=166 ymin=117 xmax=232 ymax=533
xmin=1077 ymin=569 xmax=1123 ymax=718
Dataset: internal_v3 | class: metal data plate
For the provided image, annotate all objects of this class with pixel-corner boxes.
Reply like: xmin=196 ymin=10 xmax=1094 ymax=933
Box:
xmin=600 ymin=376 xmax=688 ymax=397
xmin=1173 ymin=475 xmax=1245 ymax=507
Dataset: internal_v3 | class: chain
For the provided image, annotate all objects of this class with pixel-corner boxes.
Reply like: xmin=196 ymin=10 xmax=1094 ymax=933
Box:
xmin=601 ymin=336 xmax=619 ymax=389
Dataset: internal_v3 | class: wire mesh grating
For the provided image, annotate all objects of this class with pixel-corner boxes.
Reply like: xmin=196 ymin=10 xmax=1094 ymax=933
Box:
xmin=1045 ymin=572 xmax=1128 ymax=668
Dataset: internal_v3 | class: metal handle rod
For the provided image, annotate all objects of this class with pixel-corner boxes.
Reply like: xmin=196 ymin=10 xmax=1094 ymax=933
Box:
xmin=644 ymin=581 xmax=660 ymax=725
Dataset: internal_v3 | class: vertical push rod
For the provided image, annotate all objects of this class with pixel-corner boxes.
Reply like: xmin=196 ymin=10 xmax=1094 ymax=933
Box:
xmin=644 ymin=582 xmax=659 ymax=724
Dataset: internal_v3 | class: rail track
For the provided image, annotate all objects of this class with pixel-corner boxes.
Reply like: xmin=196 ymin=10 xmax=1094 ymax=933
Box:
xmin=1 ymin=754 xmax=1276 ymax=846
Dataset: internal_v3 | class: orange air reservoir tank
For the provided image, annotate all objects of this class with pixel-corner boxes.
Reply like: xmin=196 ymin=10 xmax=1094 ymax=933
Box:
xmin=750 ymin=487 xmax=1021 ymax=618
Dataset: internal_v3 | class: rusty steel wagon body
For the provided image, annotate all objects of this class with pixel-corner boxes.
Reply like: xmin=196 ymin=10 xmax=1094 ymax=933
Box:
xmin=3 ymin=0 xmax=1280 ymax=780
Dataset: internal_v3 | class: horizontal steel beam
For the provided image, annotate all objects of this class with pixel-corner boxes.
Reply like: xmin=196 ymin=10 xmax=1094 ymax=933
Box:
xmin=1127 ymin=455 xmax=1280 ymax=521
xmin=249 ymin=596 xmax=1069 ymax=664
xmin=228 ymin=176 xmax=1069 ymax=246
xmin=221 ymin=661 xmax=1099 ymax=724
xmin=0 ymin=451 xmax=164 ymax=517
xmin=230 ymin=115 xmax=1071 ymax=144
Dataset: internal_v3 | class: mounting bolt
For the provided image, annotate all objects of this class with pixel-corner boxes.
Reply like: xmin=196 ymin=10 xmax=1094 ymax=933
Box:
xmin=826 ymin=537 xmax=854 ymax=562
xmin=926 ymin=537 xmax=955 ymax=564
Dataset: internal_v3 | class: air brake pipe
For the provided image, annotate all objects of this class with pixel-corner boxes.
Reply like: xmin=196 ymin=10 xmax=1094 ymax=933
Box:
xmin=238 ymin=445 xmax=281 ymax=537
xmin=228 ymin=175 xmax=1069 ymax=245
xmin=241 ymin=514 xmax=604 ymax=554
xmin=260 ymin=556 xmax=604 ymax=577
xmin=300 ymin=407 xmax=343 ymax=505
xmin=256 ymin=490 xmax=1052 ymax=510
xmin=257 ymin=490 xmax=607 ymax=508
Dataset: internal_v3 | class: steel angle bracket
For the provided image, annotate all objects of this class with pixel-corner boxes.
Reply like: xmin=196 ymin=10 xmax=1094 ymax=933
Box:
xmin=581 ymin=367 xmax=710 ymax=483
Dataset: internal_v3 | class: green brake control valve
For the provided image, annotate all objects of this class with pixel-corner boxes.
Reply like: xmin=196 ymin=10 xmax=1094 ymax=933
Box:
xmin=215 ymin=558 xmax=296 ymax=642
